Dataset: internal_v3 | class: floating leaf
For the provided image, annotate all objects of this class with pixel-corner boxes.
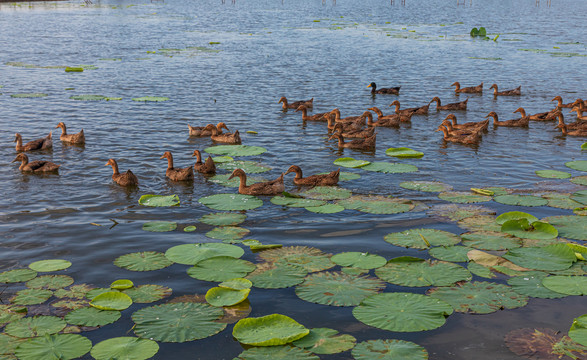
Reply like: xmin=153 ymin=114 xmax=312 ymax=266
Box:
xmin=438 ymin=191 xmax=492 ymax=204
xmin=458 ymin=215 xmax=502 ymax=232
xmin=11 ymin=289 xmax=52 ymax=305
xmin=0 ymin=304 xmax=26 ymax=326
xmin=206 ymin=287 xmax=250 ymax=307
xmin=65 ymin=67 xmax=83 ymax=72
xmin=503 ymin=244 xmax=576 ymax=271
xmin=535 ymin=170 xmax=571 ymax=179
xmin=26 ymin=275 xmax=73 ymax=290
xmin=200 ymin=212 xmax=246 ymax=226
xmin=384 ymin=228 xmax=460 ymax=249
xmin=353 ymin=293 xmax=453 ymax=332
xmin=208 ymin=173 xmax=265 ymax=187
xmin=219 ymin=278 xmax=252 ymax=290
xmin=427 ymin=281 xmax=528 ymax=314
xmin=501 ymin=219 xmax=558 ymax=240
xmin=6 ymin=316 xmax=66 ymax=338
xmin=165 ymin=243 xmax=244 ymax=265
xmin=544 ymin=192 xmax=584 ymax=209
xmin=296 ymin=272 xmax=386 ymax=307
xmin=132 ymin=96 xmax=169 ymax=102
xmin=571 ymin=190 xmax=587 ymax=205
xmin=90 ymin=337 xmax=159 ymax=360
xmin=69 ymin=94 xmax=106 ymax=101
xmin=90 ymin=291 xmax=132 ymax=311
xmin=496 ymin=211 xmax=538 ymax=225
xmin=385 ymin=147 xmax=424 ymax=158
xmin=0 ymin=269 xmax=37 ymax=283
xmin=542 ymin=215 xmax=587 ymax=240
xmin=302 ymin=186 xmax=352 ymax=200
xmin=569 ymin=314 xmax=587 ymax=346
xmin=337 ymin=196 xmax=414 ymax=214
xmin=331 ymin=252 xmax=386 ymax=269
xmin=187 ymin=256 xmax=256 ymax=282
xmin=293 ymin=328 xmax=356 ymax=354
xmin=212 ymin=156 xmax=234 ymax=163
xmin=428 ymin=246 xmax=473 ymax=262
xmin=400 ymin=181 xmax=452 ymax=192
xmin=142 ymin=221 xmax=177 ymax=232
xmin=506 ymin=272 xmax=567 ymax=299
xmin=114 ymin=251 xmax=172 ymax=271
xmin=122 ymin=284 xmax=172 ymax=303
xmin=199 ymin=193 xmax=263 ymax=211
xmin=429 ymin=204 xmax=496 ymax=222
xmin=11 ymin=93 xmax=48 ymax=98
xmin=205 ymin=145 xmax=267 ymax=157
xmin=133 ymin=302 xmax=226 ymax=343
xmin=566 ymin=160 xmax=587 ymax=172
xmin=29 ymin=259 xmax=71 ymax=272
xmin=376 ymin=258 xmax=471 ymax=287
xmin=54 ymin=284 xmax=94 ymax=299
xmin=333 ymin=157 xmax=370 ymax=168
xmin=362 ymin=162 xmax=418 ymax=174
xmin=461 ymin=232 xmax=522 ymax=250
xmin=352 ymin=339 xmax=429 ymax=360
xmin=494 ymin=194 xmax=548 ymax=207
xmin=233 ymin=314 xmax=309 ymax=346
xmin=217 ymin=160 xmax=271 ymax=173
xmin=247 ymin=263 xmax=308 ymax=289
xmin=270 ymin=196 xmax=326 ymax=208
xmin=184 ymin=225 xmax=197 ymax=232
xmin=234 ymin=346 xmax=319 ymax=360
xmin=542 ymin=276 xmax=587 ymax=295
xmin=65 ymin=307 xmax=121 ymax=327
xmin=138 ymin=194 xmax=179 ymax=207
xmin=0 ymin=333 xmax=26 ymax=354
xmin=206 ymin=226 xmax=250 ymax=241
xmin=318 ymin=171 xmax=360 ymax=181
xmin=505 ymin=328 xmax=587 ymax=360
xmin=259 ymin=246 xmax=334 ymax=272
xmin=15 ymin=334 xmax=91 ymax=360
xmin=305 ymin=203 xmax=345 ymax=214
xmin=467 ymin=262 xmax=496 ymax=279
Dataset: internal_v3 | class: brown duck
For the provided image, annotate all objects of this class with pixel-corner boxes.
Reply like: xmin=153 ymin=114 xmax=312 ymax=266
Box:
xmin=368 ymin=107 xmax=412 ymax=123
xmin=160 ymin=151 xmax=194 ymax=181
xmin=192 ymin=150 xmax=216 ymax=174
xmin=555 ymin=122 xmax=587 ymax=137
xmin=452 ymin=82 xmax=483 ymax=94
xmin=555 ymin=111 xmax=587 ymax=131
xmin=326 ymin=113 xmax=363 ymax=132
xmin=366 ymin=112 xmax=401 ymax=128
xmin=14 ymin=132 xmax=52 ymax=152
xmin=295 ymin=105 xmax=330 ymax=121
xmin=203 ymin=124 xmax=241 ymax=144
xmin=12 ymin=153 xmax=60 ymax=173
xmin=278 ymin=96 xmax=313 ymax=110
xmin=333 ymin=123 xmax=375 ymax=138
xmin=55 ymin=122 xmax=85 ymax=144
xmin=514 ymin=107 xmax=556 ymax=121
xmin=367 ymin=82 xmax=400 ymax=95
xmin=569 ymin=106 xmax=587 ymax=122
xmin=443 ymin=114 xmax=489 ymax=131
xmin=436 ymin=125 xmax=480 ymax=144
xmin=489 ymin=84 xmax=521 ymax=96
xmin=228 ymin=168 xmax=285 ymax=195
xmin=188 ymin=122 xmax=229 ymax=137
xmin=437 ymin=123 xmax=483 ymax=137
xmin=389 ymin=100 xmax=429 ymax=115
xmin=105 ymin=159 xmax=139 ymax=186
xmin=551 ymin=96 xmax=586 ymax=109
xmin=330 ymin=109 xmax=370 ymax=125
xmin=430 ymin=97 xmax=468 ymax=111
xmin=486 ymin=110 xmax=529 ymax=127
xmin=285 ymin=165 xmax=340 ymax=186
xmin=329 ymin=132 xmax=376 ymax=150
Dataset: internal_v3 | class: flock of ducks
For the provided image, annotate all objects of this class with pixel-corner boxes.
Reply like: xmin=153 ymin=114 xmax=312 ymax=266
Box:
xmin=10 ymin=82 xmax=587 ymax=196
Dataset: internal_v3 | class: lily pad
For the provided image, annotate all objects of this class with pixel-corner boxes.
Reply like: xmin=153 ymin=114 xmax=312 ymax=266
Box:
xmin=293 ymin=328 xmax=356 ymax=354
xmin=205 ymin=287 xmax=250 ymax=307
xmin=26 ymin=275 xmax=73 ymax=290
xmin=122 ymin=284 xmax=172 ymax=303
xmin=337 ymin=196 xmax=414 ymax=214
xmin=506 ymin=272 xmax=567 ymax=299
xmin=11 ymin=289 xmax=52 ymax=305
xmin=318 ymin=171 xmax=360 ymax=181
xmin=375 ymin=258 xmax=471 ymax=287
xmin=438 ymin=191 xmax=492 ymax=204
xmin=6 ymin=316 xmax=66 ymax=338
xmin=0 ymin=269 xmax=37 ymax=283
xmin=501 ymin=219 xmax=558 ymax=240
xmin=165 ymin=243 xmax=244 ymax=265
xmin=205 ymin=145 xmax=267 ymax=157
xmin=54 ymin=284 xmax=94 ymax=299
xmin=566 ymin=160 xmax=587 ymax=172
xmin=503 ymin=244 xmax=576 ymax=271
xmin=0 ymin=304 xmax=26 ymax=326
xmin=569 ymin=314 xmax=587 ymax=346
xmin=187 ymin=256 xmax=256 ymax=282
xmin=90 ymin=337 xmax=159 ymax=360
xmin=467 ymin=262 xmax=496 ymax=279
xmin=247 ymin=263 xmax=308 ymax=289
xmin=571 ymin=190 xmax=587 ymax=205
xmin=542 ymin=215 xmax=587 ymax=240
xmin=217 ymin=160 xmax=271 ymax=173
xmin=461 ymin=232 xmax=522 ymax=250
xmin=427 ymin=281 xmax=528 ymax=314
xmin=496 ymin=211 xmax=538 ymax=225
xmin=295 ymin=272 xmax=386 ymax=306
xmin=138 ymin=194 xmax=179 ymax=207
xmin=542 ymin=276 xmax=587 ymax=295
xmin=305 ymin=203 xmax=345 ymax=214
xmin=494 ymin=194 xmax=548 ymax=207
xmin=142 ymin=221 xmax=177 ymax=232
xmin=206 ymin=226 xmax=250 ymax=241
xmin=331 ymin=252 xmax=386 ymax=269
xmin=429 ymin=204 xmax=496 ymax=222
xmin=400 ymin=181 xmax=452 ymax=192
xmin=114 ymin=251 xmax=173 ymax=271
xmin=535 ymin=170 xmax=571 ymax=179
xmin=212 ymin=156 xmax=234 ymax=163
xmin=234 ymin=346 xmax=319 ymax=360
xmin=428 ymin=245 xmax=473 ymax=262
xmin=90 ymin=291 xmax=133 ymax=311
xmin=11 ymin=93 xmax=48 ymax=98
xmin=259 ymin=246 xmax=334 ymax=272
xmin=233 ymin=314 xmax=309 ymax=346
xmin=458 ymin=215 xmax=502 ymax=232
xmin=384 ymin=228 xmax=460 ymax=249
xmin=133 ymin=302 xmax=226 ymax=342
xmin=200 ymin=212 xmax=246 ymax=226
xmin=543 ymin=192 xmax=584 ymax=209
xmin=571 ymin=176 xmax=587 ymax=186
xmin=132 ymin=96 xmax=169 ymax=102
xmin=69 ymin=94 xmax=106 ymax=101
xmin=385 ymin=147 xmax=424 ymax=158
xmin=270 ymin=196 xmax=326 ymax=208
xmin=353 ymin=292 xmax=453 ymax=332
xmin=362 ymin=162 xmax=418 ymax=173
xmin=65 ymin=307 xmax=121 ymax=327
xmin=29 ymin=259 xmax=71 ymax=272
xmin=302 ymin=186 xmax=352 ymax=200
xmin=199 ymin=193 xmax=263 ymax=211
xmin=333 ymin=157 xmax=370 ymax=168
xmin=15 ymin=334 xmax=91 ymax=360
xmin=219 ymin=278 xmax=252 ymax=290
xmin=352 ymin=339 xmax=429 ymax=360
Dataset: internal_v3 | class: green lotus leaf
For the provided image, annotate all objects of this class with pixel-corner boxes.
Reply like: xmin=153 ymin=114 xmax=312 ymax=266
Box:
xmin=429 ymin=204 xmax=495 ymax=222
xmin=234 ymin=346 xmax=319 ymax=360
xmin=571 ymin=190 xmax=587 ymax=205
xmin=340 ymin=267 xmax=369 ymax=276
xmin=11 ymin=288 xmax=52 ymax=305
xmin=69 ymin=94 xmax=106 ymax=101
xmin=542 ymin=215 xmax=587 ymax=240
xmin=385 ymin=147 xmax=424 ymax=158
xmin=315 ymin=171 xmax=359 ymax=182
xmin=503 ymin=244 xmax=576 ymax=271
xmin=574 ymin=207 xmax=587 ymax=216
xmin=0 ymin=269 xmax=37 ymax=283
xmin=333 ymin=157 xmax=370 ymax=168
xmin=54 ymin=284 xmax=94 ymax=299
xmin=337 ymin=196 xmax=414 ymax=214
xmin=542 ymin=276 xmax=587 ymax=295
xmin=0 ymin=333 xmax=26 ymax=354
xmin=242 ymin=239 xmax=261 ymax=246
xmin=467 ymin=262 xmax=496 ymax=279
xmin=362 ymin=162 xmax=419 ymax=173
xmin=90 ymin=291 xmax=133 ymax=311
xmin=460 ymin=231 xmax=523 ymax=250
xmin=138 ymin=194 xmax=179 ymax=207
xmin=114 ymin=251 xmax=173 ymax=271
xmin=199 ymin=193 xmax=263 ymax=211
xmin=302 ymin=186 xmax=352 ymax=200
xmin=496 ymin=211 xmax=538 ymax=225
xmin=543 ymin=192 xmax=584 ymax=209
xmin=133 ymin=302 xmax=226 ymax=342
xmin=29 ymin=259 xmax=71 ymax=272
xmin=353 ymin=292 xmax=453 ymax=332
xmin=571 ymin=176 xmax=587 ymax=186
xmin=535 ymin=170 xmax=571 ymax=179
xmin=142 ymin=221 xmax=177 ymax=232
xmin=506 ymin=272 xmax=567 ymax=299
xmin=494 ymin=194 xmax=548 ymax=207
xmin=427 ymin=281 xmax=528 ymax=314
xmin=187 ymin=256 xmax=256 ymax=282
xmin=384 ymin=228 xmax=460 ymax=249
xmin=458 ymin=215 xmax=502 ymax=232
xmin=0 ymin=304 xmax=26 ymax=326
xmin=6 ymin=316 xmax=66 ymax=338
xmin=15 ymin=334 xmax=91 ymax=360
xmin=331 ymin=252 xmax=386 ymax=269
xmin=90 ymin=337 xmax=159 ymax=360
xmin=569 ymin=314 xmax=587 ymax=346
xmin=206 ymin=226 xmax=250 ymax=241
xmin=217 ymin=160 xmax=271 ymax=173
xmin=270 ymin=196 xmax=326 ymax=208
xmin=428 ymin=245 xmax=473 ymax=262
xmin=295 ymin=272 xmax=386 ymax=307
xmin=65 ymin=307 xmax=121 ymax=327
xmin=352 ymin=339 xmax=429 ymax=360
xmin=122 ymin=284 xmax=172 ymax=303
xmin=200 ymin=212 xmax=247 ymax=226
xmin=25 ymin=275 xmax=73 ymax=290
xmin=233 ymin=314 xmax=309 ymax=346
xmin=211 ymin=155 xmax=233 ymax=163
xmin=206 ymin=287 xmax=250 ymax=307
xmin=259 ymin=246 xmax=334 ymax=272
xmin=208 ymin=173 xmax=265 ymax=187
xmin=566 ymin=160 xmax=587 ymax=172
xmin=165 ymin=243 xmax=244 ymax=265
xmin=110 ymin=279 xmax=134 ymax=290
xmin=501 ymin=219 xmax=558 ymax=240
xmin=376 ymin=258 xmax=471 ymax=287
xmin=400 ymin=180 xmax=452 ymax=192
xmin=131 ymin=96 xmax=169 ymax=102
xmin=438 ymin=191 xmax=492 ymax=203
xmin=219 ymin=278 xmax=252 ymax=290
xmin=305 ymin=203 xmax=345 ymax=214
xmin=11 ymin=93 xmax=48 ymax=98
xmin=247 ymin=263 xmax=308 ymax=289
xmin=205 ymin=145 xmax=267 ymax=157
xmin=293 ymin=328 xmax=356 ymax=354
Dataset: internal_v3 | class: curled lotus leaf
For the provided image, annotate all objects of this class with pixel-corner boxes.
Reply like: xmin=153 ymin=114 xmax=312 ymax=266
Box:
xmin=122 ymin=284 xmax=172 ymax=303
xmin=493 ymin=194 xmax=548 ymax=207
xmin=542 ymin=276 xmax=587 ymax=295
xmin=506 ymin=272 xmax=567 ymax=299
xmin=187 ymin=256 xmax=256 ymax=282
xmin=542 ymin=215 xmax=587 ymax=241
xmin=232 ymin=314 xmax=309 ymax=346
xmin=204 ymin=145 xmax=267 ymax=157
xmin=142 ymin=221 xmax=177 ymax=232
xmin=90 ymin=291 xmax=133 ymax=311
xmin=206 ymin=226 xmax=250 ymax=241
xmin=110 ymin=279 xmax=133 ymax=290
xmin=375 ymin=258 xmax=471 ymax=287
xmin=302 ymin=186 xmax=352 ymax=200
xmin=165 ymin=243 xmax=244 ymax=265
xmin=337 ymin=196 xmax=414 ymax=214
xmin=361 ymin=162 xmax=418 ymax=174
xmin=235 ymin=346 xmax=319 ymax=360
xmin=247 ymin=263 xmax=307 ymax=289
xmin=15 ymin=334 xmax=92 ymax=360
xmin=503 ymin=244 xmax=576 ymax=271
xmin=427 ymin=281 xmax=528 ymax=314
xmin=90 ymin=337 xmax=159 ymax=360
xmin=198 ymin=193 xmax=263 ymax=211
xmin=331 ymin=252 xmax=386 ymax=269
xmin=428 ymin=245 xmax=473 ymax=262
xmin=138 ymin=194 xmax=179 ymax=207
xmin=400 ymin=180 xmax=452 ymax=192
xmin=505 ymin=328 xmax=587 ymax=360
xmin=65 ymin=307 xmax=121 ymax=327
xmin=29 ymin=259 xmax=71 ymax=272
xmin=384 ymin=228 xmax=460 ymax=249
xmin=292 ymin=327 xmax=356 ymax=354
xmin=438 ymin=191 xmax=492 ymax=204
xmin=205 ymin=287 xmax=250 ymax=307
xmin=26 ymin=275 xmax=73 ymax=290
xmin=199 ymin=212 xmax=246 ymax=226
xmin=385 ymin=147 xmax=424 ymax=158
xmin=217 ymin=160 xmax=272 ymax=173
xmin=0 ymin=269 xmax=38 ymax=283
xmin=496 ymin=211 xmax=538 ymax=225
xmin=352 ymin=339 xmax=429 ymax=360
xmin=333 ymin=157 xmax=370 ymax=168
xmin=114 ymin=251 xmax=173 ymax=271
xmin=535 ymin=170 xmax=571 ymax=179
xmin=6 ymin=316 xmax=66 ymax=338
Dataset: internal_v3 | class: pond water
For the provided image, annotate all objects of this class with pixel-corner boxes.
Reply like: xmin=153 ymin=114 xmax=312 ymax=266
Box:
xmin=0 ymin=0 xmax=586 ymax=358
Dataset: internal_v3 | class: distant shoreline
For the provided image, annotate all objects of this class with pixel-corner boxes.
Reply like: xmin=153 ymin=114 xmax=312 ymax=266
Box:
xmin=0 ymin=0 xmax=70 ymax=2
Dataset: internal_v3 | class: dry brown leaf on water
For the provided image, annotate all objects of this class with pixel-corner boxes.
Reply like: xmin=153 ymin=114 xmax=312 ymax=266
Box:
xmin=505 ymin=328 xmax=587 ymax=359
xmin=467 ymin=249 xmax=530 ymax=272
